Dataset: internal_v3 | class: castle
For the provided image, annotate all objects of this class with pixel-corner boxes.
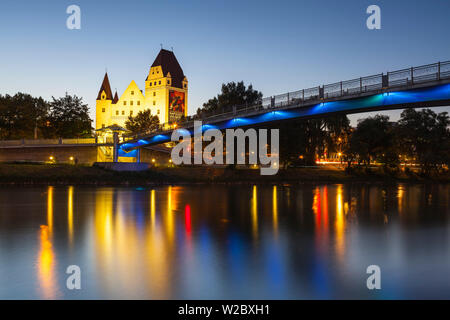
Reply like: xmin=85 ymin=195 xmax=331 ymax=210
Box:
xmin=95 ymin=49 xmax=188 ymax=130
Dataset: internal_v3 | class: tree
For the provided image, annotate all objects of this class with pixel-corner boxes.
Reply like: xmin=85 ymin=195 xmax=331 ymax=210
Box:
xmin=125 ymin=109 xmax=160 ymax=134
xmin=276 ymin=115 xmax=350 ymax=167
xmin=196 ymin=81 xmax=263 ymax=117
xmin=348 ymin=115 xmax=395 ymax=166
xmin=397 ymin=108 xmax=450 ymax=173
xmin=46 ymin=93 xmax=92 ymax=138
xmin=0 ymin=93 xmax=49 ymax=139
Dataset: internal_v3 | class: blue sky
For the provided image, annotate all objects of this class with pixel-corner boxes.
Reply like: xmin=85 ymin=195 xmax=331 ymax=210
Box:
xmin=0 ymin=0 xmax=449 ymax=125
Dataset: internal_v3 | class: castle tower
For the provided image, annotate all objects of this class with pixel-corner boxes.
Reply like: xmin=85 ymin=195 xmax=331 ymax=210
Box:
xmin=145 ymin=49 xmax=188 ymax=124
xmin=95 ymin=73 xmax=114 ymax=129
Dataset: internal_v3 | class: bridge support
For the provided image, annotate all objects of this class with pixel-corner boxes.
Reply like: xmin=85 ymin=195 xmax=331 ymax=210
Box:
xmin=113 ymin=132 xmax=119 ymax=163
xmin=136 ymin=148 xmax=141 ymax=163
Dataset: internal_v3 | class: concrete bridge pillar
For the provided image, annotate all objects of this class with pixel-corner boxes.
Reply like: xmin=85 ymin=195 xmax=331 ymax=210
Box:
xmin=113 ymin=132 xmax=119 ymax=163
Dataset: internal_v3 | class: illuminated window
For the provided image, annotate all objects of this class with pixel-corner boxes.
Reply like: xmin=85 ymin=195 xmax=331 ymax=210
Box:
xmin=123 ymin=101 xmax=126 ymax=106
xmin=130 ymin=101 xmax=133 ymax=106
xmin=153 ymin=101 xmax=156 ymax=105
xmin=131 ymin=91 xmax=134 ymax=95
xmin=153 ymin=92 xmax=156 ymax=96
xmin=137 ymin=101 xmax=140 ymax=106
xmin=116 ymin=111 xmax=119 ymax=115
xmin=102 ymin=108 xmax=105 ymax=112
xmin=122 ymin=110 xmax=125 ymax=115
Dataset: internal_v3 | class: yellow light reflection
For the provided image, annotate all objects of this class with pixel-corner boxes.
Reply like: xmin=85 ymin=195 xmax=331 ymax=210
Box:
xmin=94 ymin=189 xmax=114 ymax=271
xmin=166 ymin=186 xmax=174 ymax=245
xmin=37 ymin=225 xmax=58 ymax=299
xmin=68 ymin=186 xmax=74 ymax=243
xmin=398 ymin=184 xmax=405 ymax=215
xmin=335 ymin=185 xmax=345 ymax=261
xmin=272 ymin=185 xmax=278 ymax=238
xmin=150 ymin=189 xmax=156 ymax=229
xmin=47 ymin=186 xmax=53 ymax=233
xmin=251 ymin=185 xmax=258 ymax=239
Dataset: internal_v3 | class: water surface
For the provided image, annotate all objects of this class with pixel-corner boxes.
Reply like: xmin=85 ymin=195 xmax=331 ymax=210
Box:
xmin=0 ymin=183 xmax=449 ymax=299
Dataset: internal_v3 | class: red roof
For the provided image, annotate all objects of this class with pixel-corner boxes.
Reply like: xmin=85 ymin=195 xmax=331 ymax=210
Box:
xmin=96 ymin=73 xmax=113 ymax=100
xmin=112 ymin=91 xmax=119 ymax=104
xmin=147 ymin=49 xmax=186 ymax=88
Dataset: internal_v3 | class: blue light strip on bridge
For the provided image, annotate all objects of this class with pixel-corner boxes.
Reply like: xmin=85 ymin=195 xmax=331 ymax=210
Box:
xmin=119 ymin=83 xmax=450 ymax=154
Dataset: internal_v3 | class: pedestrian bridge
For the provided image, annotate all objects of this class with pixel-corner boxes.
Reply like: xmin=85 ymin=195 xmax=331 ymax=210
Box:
xmin=119 ymin=60 xmax=450 ymax=158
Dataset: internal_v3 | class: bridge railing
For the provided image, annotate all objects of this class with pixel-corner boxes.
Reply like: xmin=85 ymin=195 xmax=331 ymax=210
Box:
xmin=0 ymin=138 xmax=98 ymax=146
xmin=122 ymin=60 xmax=450 ymax=141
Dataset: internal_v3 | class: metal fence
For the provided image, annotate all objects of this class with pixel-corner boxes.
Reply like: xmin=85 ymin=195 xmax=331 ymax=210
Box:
xmin=0 ymin=138 xmax=97 ymax=146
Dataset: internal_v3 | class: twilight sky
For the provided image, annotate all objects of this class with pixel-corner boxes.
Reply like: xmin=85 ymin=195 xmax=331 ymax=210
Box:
xmin=0 ymin=0 xmax=449 ymax=125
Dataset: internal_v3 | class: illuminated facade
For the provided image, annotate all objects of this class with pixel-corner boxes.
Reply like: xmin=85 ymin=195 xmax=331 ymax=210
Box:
xmin=95 ymin=49 xmax=188 ymax=129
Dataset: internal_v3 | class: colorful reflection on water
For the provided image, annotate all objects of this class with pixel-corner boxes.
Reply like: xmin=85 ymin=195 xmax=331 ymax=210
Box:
xmin=0 ymin=183 xmax=449 ymax=299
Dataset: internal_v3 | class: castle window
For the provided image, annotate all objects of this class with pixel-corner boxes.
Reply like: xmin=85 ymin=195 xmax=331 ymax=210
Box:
xmin=153 ymin=101 xmax=156 ymax=106
xmin=123 ymin=101 xmax=126 ymax=106
xmin=184 ymin=84 xmax=187 ymax=88
xmin=157 ymin=109 xmax=160 ymax=115
xmin=137 ymin=101 xmax=140 ymax=106
xmin=167 ymin=80 xmax=170 ymax=85
xmin=153 ymin=92 xmax=156 ymax=97
xmin=130 ymin=101 xmax=133 ymax=106
xmin=122 ymin=111 xmax=125 ymax=115
xmin=152 ymin=72 xmax=154 ymax=75
xmin=116 ymin=111 xmax=119 ymax=115
xmin=102 ymin=108 xmax=105 ymax=113
xmin=102 ymin=124 xmax=105 ymax=128
xmin=158 ymin=81 xmax=161 ymax=85
xmin=154 ymin=82 xmax=157 ymax=85
xmin=131 ymin=91 xmax=134 ymax=95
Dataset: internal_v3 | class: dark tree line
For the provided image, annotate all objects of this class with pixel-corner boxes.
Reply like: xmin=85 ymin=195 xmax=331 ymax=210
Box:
xmin=345 ymin=109 xmax=450 ymax=174
xmin=125 ymin=109 xmax=160 ymax=134
xmin=0 ymin=92 xmax=92 ymax=139
xmin=276 ymin=109 xmax=449 ymax=174
xmin=196 ymin=81 xmax=262 ymax=118
xmin=197 ymin=81 xmax=449 ymax=174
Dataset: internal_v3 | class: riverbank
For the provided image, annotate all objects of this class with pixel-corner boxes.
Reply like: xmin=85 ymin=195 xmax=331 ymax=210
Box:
xmin=0 ymin=163 xmax=448 ymax=185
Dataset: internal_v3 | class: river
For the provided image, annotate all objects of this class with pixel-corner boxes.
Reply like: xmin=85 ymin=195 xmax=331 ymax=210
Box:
xmin=0 ymin=183 xmax=449 ymax=299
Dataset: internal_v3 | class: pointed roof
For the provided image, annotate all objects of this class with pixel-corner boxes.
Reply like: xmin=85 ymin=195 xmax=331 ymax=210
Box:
xmin=147 ymin=49 xmax=186 ymax=88
xmin=112 ymin=91 xmax=119 ymax=104
xmin=119 ymin=80 xmax=145 ymax=101
xmin=96 ymin=73 xmax=113 ymax=100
